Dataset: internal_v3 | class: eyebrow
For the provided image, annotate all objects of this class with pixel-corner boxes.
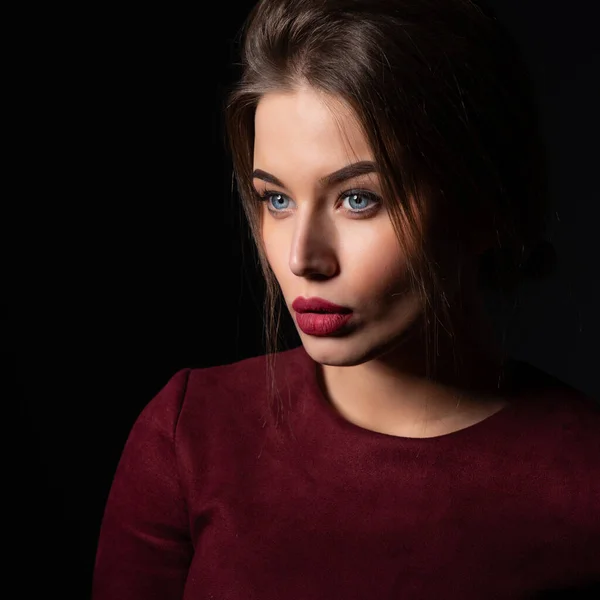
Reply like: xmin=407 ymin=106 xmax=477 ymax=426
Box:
xmin=252 ymin=160 xmax=378 ymax=189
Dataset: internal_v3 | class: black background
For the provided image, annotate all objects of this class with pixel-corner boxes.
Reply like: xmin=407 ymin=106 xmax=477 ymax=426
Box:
xmin=16 ymin=1 xmax=599 ymax=598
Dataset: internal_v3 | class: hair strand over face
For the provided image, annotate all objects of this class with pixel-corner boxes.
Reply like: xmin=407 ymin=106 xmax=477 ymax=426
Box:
xmin=222 ymin=0 xmax=556 ymax=428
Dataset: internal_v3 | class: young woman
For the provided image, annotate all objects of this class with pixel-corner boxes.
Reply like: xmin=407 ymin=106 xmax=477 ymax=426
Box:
xmin=92 ymin=1 xmax=599 ymax=598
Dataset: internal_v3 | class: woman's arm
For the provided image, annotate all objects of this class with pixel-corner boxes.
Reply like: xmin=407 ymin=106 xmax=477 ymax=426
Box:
xmin=92 ymin=369 xmax=194 ymax=600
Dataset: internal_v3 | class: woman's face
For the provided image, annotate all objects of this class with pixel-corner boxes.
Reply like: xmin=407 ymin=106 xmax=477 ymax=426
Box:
xmin=253 ymin=85 xmax=423 ymax=367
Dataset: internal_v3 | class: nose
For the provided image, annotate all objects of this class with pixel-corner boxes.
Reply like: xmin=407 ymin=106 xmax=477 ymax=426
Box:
xmin=289 ymin=211 xmax=339 ymax=279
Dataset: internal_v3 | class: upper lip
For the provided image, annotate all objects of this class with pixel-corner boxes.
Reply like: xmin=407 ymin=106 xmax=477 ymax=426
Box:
xmin=292 ymin=296 xmax=353 ymax=313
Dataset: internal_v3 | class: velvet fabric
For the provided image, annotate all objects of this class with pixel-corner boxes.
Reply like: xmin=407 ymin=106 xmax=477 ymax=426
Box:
xmin=92 ymin=345 xmax=600 ymax=599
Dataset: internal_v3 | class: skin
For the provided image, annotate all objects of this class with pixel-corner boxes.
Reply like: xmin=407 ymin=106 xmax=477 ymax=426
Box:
xmin=253 ymin=84 xmax=511 ymax=438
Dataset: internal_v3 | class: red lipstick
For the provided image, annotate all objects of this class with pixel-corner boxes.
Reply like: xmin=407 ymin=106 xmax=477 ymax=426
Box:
xmin=292 ymin=296 xmax=353 ymax=336
xmin=292 ymin=297 xmax=352 ymax=313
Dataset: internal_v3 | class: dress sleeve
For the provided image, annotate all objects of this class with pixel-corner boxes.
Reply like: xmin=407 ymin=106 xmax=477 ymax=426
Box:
xmin=92 ymin=369 xmax=194 ymax=600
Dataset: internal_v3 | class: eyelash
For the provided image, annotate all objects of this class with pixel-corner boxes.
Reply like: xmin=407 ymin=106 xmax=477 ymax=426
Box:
xmin=255 ymin=188 xmax=381 ymax=218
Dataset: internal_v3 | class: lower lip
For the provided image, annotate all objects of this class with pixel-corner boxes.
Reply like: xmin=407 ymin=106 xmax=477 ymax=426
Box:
xmin=295 ymin=312 xmax=353 ymax=336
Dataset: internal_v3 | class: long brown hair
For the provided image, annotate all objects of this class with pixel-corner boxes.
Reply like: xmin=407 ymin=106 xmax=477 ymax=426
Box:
xmin=222 ymin=0 xmax=556 ymax=428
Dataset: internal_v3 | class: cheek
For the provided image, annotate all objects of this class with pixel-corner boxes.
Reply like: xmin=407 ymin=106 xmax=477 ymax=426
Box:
xmin=346 ymin=243 xmax=420 ymax=331
xmin=347 ymin=253 xmax=410 ymax=310
xmin=342 ymin=227 xmax=410 ymax=299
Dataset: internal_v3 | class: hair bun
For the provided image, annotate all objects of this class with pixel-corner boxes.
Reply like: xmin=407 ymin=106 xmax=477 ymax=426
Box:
xmin=519 ymin=239 xmax=557 ymax=279
xmin=478 ymin=239 xmax=557 ymax=291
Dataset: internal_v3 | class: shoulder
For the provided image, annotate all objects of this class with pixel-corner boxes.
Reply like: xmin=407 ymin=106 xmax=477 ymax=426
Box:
xmin=550 ymin=384 xmax=600 ymax=457
xmin=503 ymin=358 xmax=598 ymax=449
xmin=511 ymin=357 xmax=598 ymax=416
xmin=134 ymin=368 xmax=192 ymax=437
xmin=142 ymin=352 xmax=268 ymax=414
xmin=187 ymin=350 xmax=269 ymax=392
xmin=184 ymin=345 xmax=305 ymax=397
xmin=515 ymin=360 xmax=599 ymax=457
xmin=151 ymin=346 xmax=305 ymax=426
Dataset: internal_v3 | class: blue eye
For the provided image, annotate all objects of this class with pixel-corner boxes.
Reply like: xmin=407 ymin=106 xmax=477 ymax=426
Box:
xmin=265 ymin=192 xmax=290 ymax=211
xmin=256 ymin=189 xmax=381 ymax=217
xmin=344 ymin=192 xmax=372 ymax=211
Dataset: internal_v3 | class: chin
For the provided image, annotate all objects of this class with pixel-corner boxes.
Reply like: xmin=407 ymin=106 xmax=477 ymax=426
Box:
xmin=298 ymin=319 xmax=423 ymax=368
xmin=301 ymin=343 xmax=367 ymax=367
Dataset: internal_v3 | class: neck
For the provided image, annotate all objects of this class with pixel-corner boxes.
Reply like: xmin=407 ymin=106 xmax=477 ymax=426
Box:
xmin=316 ymin=286 xmax=513 ymax=435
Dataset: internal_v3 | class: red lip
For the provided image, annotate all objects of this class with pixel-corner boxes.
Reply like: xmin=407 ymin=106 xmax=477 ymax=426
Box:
xmin=292 ymin=296 xmax=352 ymax=314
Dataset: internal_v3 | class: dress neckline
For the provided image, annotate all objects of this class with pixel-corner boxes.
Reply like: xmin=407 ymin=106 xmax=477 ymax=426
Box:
xmin=281 ymin=344 xmax=542 ymax=445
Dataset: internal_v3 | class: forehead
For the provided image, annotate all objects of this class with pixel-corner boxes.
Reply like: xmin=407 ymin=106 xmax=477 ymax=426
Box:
xmin=253 ymin=87 xmax=371 ymax=166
